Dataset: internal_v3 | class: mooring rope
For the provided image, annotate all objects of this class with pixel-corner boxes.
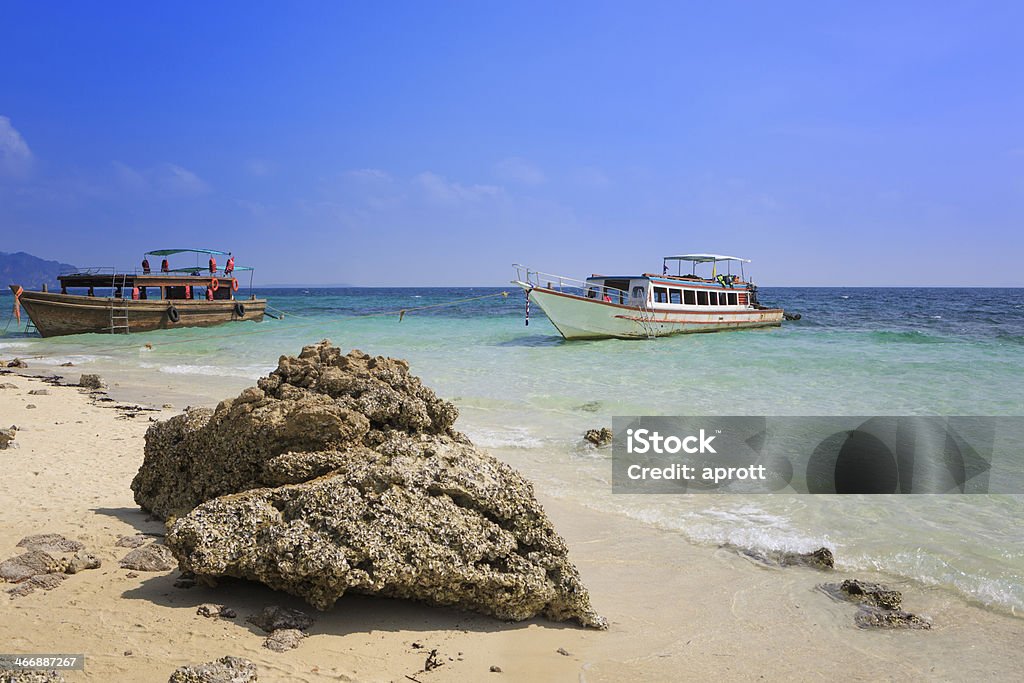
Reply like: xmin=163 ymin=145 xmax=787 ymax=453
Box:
xmin=0 ymin=291 xmax=512 ymax=362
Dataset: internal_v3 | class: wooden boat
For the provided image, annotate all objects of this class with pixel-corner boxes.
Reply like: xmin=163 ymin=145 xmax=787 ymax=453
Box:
xmin=512 ymin=254 xmax=787 ymax=340
xmin=10 ymin=248 xmax=267 ymax=337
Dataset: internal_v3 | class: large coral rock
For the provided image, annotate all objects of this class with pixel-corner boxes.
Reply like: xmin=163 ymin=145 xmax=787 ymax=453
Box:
xmin=132 ymin=341 xmax=604 ymax=628
xmin=167 ymin=656 xmax=256 ymax=683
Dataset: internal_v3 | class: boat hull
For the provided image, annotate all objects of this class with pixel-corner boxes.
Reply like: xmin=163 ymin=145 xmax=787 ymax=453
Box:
xmin=11 ymin=287 xmax=267 ymax=338
xmin=520 ymin=285 xmax=783 ymax=340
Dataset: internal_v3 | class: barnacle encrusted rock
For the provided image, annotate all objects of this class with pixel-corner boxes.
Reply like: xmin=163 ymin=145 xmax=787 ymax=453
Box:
xmin=167 ymin=656 xmax=257 ymax=683
xmin=820 ymin=578 xmax=932 ymax=630
xmin=132 ymin=341 xmax=605 ymax=628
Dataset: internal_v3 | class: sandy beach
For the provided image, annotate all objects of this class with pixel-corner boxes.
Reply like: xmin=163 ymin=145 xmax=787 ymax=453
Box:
xmin=1 ymin=368 xmax=1023 ymax=682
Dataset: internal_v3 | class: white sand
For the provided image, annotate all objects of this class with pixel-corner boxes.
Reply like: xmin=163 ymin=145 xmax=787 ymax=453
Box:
xmin=1 ymin=370 xmax=1022 ymax=682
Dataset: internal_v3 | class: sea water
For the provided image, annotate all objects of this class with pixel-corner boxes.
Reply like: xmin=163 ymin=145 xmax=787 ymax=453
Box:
xmin=2 ymin=286 xmax=1023 ymax=615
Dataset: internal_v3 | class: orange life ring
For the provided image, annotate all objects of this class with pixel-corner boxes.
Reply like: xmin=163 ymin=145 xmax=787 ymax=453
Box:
xmin=231 ymin=278 xmax=239 ymax=292
xmin=210 ymin=277 xmax=219 ymax=292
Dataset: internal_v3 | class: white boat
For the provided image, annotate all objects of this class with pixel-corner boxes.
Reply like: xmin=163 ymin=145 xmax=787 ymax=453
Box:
xmin=512 ymin=254 xmax=787 ymax=340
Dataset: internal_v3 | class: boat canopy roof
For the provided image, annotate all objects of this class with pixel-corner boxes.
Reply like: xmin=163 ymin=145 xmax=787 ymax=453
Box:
xmin=145 ymin=248 xmax=231 ymax=257
xmin=663 ymin=254 xmax=751 ymax=263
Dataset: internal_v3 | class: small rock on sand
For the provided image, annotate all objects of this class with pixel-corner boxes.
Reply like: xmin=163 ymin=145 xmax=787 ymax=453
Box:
xmin=60 ymin=362 xmax=74 ymax=367
xmin=557 ymin=647 xmax=571 ymax=656
xmin=0 ymin=669 xmax=66 ymax=682
xmin=65 ymin=551 xmax=102 ymax=574
xmin=78 ymin=374 xmax=104 ymax=390
xmin=489 ymin=665 xmax=503 ymax=673
xmin=28 ymin=389 xmax=49 ymax=396
xmin=0 ymin=550 xmax=64 ymax=582
xmin=0 ymin=382 xmax=19 ymax=389
xmin=0 ymin=428 xmax=16 ymax=449
xmin=115 ymin=534 xmax=150 ymax=548
xmin=246 ymin=606 xmax=313 ymax=633
xmin=18 ymin=534 xmax=85 ymax=554
xmin=25 ymin=404 xmax=36 ymax=409
xmin=263 ymin=628 xmax=306 ymax=652
xmin=119 ymin=542 xmax=176 ymax=572
xmin=197 ymin=604 xmax=236 ymax=619
xmin=167 ymin=656 xmax=257 ymax=683
xmin=7 ymin=358 xmax=27 ymax=368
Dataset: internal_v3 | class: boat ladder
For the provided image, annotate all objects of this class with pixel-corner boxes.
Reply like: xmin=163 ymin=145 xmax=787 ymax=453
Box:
xmin=109 ymin=272 xmax=130 ymax=334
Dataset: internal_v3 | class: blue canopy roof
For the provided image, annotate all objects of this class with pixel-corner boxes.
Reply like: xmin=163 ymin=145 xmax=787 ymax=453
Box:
xmin=145 ymin=248 xmax=231 ymax=257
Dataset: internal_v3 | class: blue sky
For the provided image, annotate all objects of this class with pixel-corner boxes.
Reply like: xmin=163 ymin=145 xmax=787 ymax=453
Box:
xmin=1 ymin=1 xmax=1022 ymax=286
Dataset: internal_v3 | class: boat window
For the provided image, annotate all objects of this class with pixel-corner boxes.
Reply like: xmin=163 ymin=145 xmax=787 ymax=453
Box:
xmin=632 ymin=286 xmax=645 ymax=300
xmin=669 ymin=289 xmax=682 ymax=304
xmin=653 ymin=287 xmax=668 ymax=303
xmin=728 ymin=292 xmax=738 ymax=305
xmin=684 ymin=290 xmax=696 ymax=305
xmin=696 ymin=291 xmax=709 ymax=306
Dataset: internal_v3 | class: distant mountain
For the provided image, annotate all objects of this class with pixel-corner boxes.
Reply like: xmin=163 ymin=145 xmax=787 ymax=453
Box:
xmin=0 ymin=252 xmax=77 ymax=290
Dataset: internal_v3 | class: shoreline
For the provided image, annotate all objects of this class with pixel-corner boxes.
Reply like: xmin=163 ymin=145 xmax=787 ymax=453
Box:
xmin=1 ymin=369 xmax=1023 ymax=681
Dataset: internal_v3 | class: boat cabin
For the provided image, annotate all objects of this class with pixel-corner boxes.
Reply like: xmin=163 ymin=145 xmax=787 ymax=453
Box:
xmin=57 ymin=248 xmax=253 ymax=302
xmin=583 ymin=254 xmax=758 ymax=310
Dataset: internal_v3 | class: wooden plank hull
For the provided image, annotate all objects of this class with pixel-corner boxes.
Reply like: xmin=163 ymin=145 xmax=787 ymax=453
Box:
xmin=521 ymin=285 xmax=783 ymax=340
xmin=10 ymin=286 xmax=266 ymax=338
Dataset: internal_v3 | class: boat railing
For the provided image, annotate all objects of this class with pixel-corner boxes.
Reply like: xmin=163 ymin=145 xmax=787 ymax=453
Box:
xmin=59 ymin=266 xmax=243 ymax=279
xmin=513 ymin=264 xmax=648 ymax=305
xmin=60 ymin=266 xmax=117 ymax=277
xmin=514 ymin=264 xmax=596 ymax=293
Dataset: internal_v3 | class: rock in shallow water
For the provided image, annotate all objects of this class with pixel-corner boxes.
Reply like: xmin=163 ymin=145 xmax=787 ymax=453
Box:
xmin=583 ymin=428 xmax=613 ymax=447
xmin=820 ymin=578 xmax=931 ymax=630
xmin=133 ymin=341 xmax=605 ymax=628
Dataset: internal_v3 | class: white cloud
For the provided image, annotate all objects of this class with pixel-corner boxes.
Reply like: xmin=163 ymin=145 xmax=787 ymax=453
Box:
xmin=494 ymin=157 xmax=545 ymax=185
xmin=0 ymin=116 xmax=33 ymax=178
xmin=111 ymin=161 xmax=211 ymax=197
xmin=245 ymin=159 xmax=274 ymax=177
xmin=572 ymin=166 xmax=610 ymax=188
xmin=157 ymin=163 xmax=210 ymax=196
xmin=346 ymin=168 xmax=393 ymax=182
xmin=112 ymin=161 xmax=148 ymax=193
xmin=414 ymin=171 xmax=502 ymax=204
xmin=234 ymin=199 xmax=268 ymax=217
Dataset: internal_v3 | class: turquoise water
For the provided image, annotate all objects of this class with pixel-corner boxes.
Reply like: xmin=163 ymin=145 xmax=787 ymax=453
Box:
xmin=2 ymin=286 xmax=1023 ymax=615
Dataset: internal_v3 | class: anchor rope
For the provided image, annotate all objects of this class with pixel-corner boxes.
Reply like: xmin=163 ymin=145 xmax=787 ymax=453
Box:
xmin=0 ymin=290 xmax=512 ymax=362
